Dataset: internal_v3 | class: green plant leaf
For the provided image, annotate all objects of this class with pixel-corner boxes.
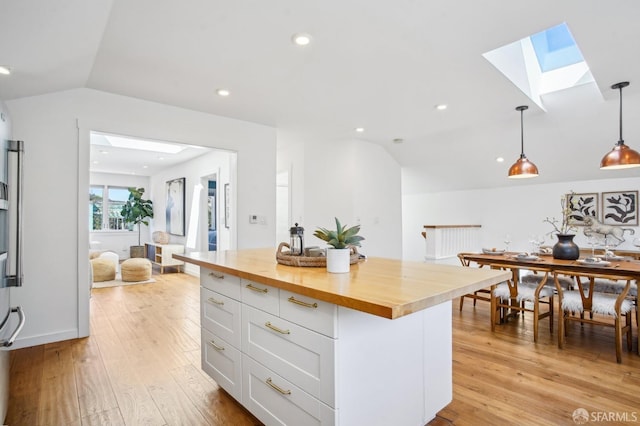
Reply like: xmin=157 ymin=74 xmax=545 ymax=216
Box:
xmin=314 ymin=217 xmax=364 ymax=249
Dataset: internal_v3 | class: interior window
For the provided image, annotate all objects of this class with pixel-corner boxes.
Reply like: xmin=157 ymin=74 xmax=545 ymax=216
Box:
xmin=89 ymin=185 xmax=130 ymax=231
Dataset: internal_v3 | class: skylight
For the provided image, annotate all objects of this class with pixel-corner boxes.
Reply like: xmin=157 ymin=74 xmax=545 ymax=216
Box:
xmin=483 ymin=23 xmax=595 ymax=110
xmin=105 ymin=135 xmax=186 ymax=154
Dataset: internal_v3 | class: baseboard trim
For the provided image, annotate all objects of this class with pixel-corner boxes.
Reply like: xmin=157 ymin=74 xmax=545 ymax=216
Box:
xmin=9 ymin=329 xmax=80 ymax=350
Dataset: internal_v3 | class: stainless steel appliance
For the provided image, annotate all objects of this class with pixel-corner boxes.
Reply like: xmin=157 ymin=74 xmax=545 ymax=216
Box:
xmin=0 ymin=107 xmax=25 ymax=422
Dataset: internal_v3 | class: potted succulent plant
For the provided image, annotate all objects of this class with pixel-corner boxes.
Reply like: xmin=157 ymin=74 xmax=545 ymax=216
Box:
xmin=120 ymin=187 xmax=154 ymax=258
xmin=313 ymin=217 xmax=364 ymax=273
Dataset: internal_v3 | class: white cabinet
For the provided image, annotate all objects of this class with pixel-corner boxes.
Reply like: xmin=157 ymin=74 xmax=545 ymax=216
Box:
xmin=241 ymin=304 xmax=336 ymax=406
xmin=145 ymin=243 xmax=184 ymax=273
xmin=241 ymin=278 xmax=279 ymax=315
xmin=199 ymin=267 xmax=337 ymax=426
xmin=201 ymin=287 xmax=241 ymax=348
xmin=199 ymin=266 xmax=452 ymax=426
xmin=200 ymin=269 xmax=243 ymax=401
xmin=242 ymin=355 xmax=335 ymax=426
xmin=201 ymin=328 xmax=242 ymax=401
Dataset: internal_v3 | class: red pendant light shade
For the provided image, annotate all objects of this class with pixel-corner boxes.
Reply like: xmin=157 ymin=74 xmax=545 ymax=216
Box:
xmin=600 ymin=82 xmax=640 ymax=170
xmin=508 ymin=105 xmax=539 ymax=179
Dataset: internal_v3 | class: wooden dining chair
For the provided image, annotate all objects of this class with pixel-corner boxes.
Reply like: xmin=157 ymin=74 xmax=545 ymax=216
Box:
xmin=457 ymin=253 xmax=492 ymax=310
xmin=553 ymin=271 xmax=634 ymax=363
xmin=491 ymin=266 xmax=555 ymax=343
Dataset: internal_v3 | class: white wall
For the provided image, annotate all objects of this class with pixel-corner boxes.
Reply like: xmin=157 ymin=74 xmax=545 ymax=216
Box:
xmin=402 ymin=174 xmax=640 ymax=262
xmin=277 ymin=133 xmax=403 ymax=259
xmin=148 ymin=149 xmax=235 ymax=275
xmin=6 ymin=88 xmax=276 ymax=348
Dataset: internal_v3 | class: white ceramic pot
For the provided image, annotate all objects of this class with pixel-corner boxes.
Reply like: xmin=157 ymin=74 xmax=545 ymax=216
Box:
xmin=326 ymin=248 xmax=350 ymax=273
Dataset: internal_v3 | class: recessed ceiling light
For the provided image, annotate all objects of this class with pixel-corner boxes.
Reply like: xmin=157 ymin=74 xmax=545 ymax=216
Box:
xmin=393 ymin=138 xmax=404 ymax=144
xmin=92 ymin=160 xmax=99 ymax=164
xmin=142 ymin=165 xmax=149 ymax=169
xmin=216 ymin=89 xmax=230 ymax=97
xmin=292 ymin=33 xmax=312 ymax=46
xmin=435 ymin=104 xmax=447 ymax=111
xmin=355 ymin=127 xmax=365 ymax=133
xmin=496 ymin=157 xmax=505 ymax=163
xmin=158 ymin=156 xmax=165 ymax=160
xmin=0 ymin=66 xmax=11 ymax=75
xmin=99 ymin=150 xmax=108 ymax=154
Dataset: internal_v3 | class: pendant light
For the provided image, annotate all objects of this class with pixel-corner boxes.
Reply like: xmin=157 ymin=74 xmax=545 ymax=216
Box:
xmin=508 ymin=105 xmax=539 ymax=179
xmin=600 ymin=81 xmax=640 ymax=169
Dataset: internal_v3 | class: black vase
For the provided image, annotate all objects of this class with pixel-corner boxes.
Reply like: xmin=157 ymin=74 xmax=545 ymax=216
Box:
xmin=552 ymin=234 xmax=579 ymax=260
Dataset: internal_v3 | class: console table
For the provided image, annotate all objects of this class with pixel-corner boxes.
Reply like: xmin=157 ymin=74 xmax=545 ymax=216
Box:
xmin=175 ymin=249 xmax=509 ymax=426
xmin=144 ymin=243 xmax=184 ymax=273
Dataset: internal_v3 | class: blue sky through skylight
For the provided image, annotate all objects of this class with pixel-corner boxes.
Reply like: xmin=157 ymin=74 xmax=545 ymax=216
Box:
xmin=482 ymin=21 xmax=595 ymax=110
xmin=530 ymin=23 xmax=584 ymax=73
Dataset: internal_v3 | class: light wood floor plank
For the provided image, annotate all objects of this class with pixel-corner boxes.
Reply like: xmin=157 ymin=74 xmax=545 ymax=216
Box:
xmin=101 ymin=357 xmax=167 ymax=426
xmin=72 ymin=336 xmax=119 ymax=418
xmin=81 ymin=407 xmax=126 ymax=426
xmin=38 ymin=340 xmax=82 ymax=425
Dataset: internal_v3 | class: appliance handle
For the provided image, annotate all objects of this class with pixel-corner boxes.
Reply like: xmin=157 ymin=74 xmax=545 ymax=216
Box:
xmin=6 ymin=140 xmax=23 ymax=287
xmin=1 ymin=306 xmax=25 ymax=347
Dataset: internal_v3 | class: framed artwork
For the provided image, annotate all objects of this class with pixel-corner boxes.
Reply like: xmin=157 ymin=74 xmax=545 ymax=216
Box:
xmin=601 ymin=191 xmax=638 ymax=226
xmin=566 ymin=192 xmax=598 ymax=226
xmin=224 ymin=183 xmax=230 ymax=229
xmin=166 ymin=177 xmax=186 ymax=235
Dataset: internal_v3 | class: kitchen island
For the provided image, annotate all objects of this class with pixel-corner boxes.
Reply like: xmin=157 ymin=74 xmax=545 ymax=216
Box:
xmin=175 ymin=249 xmax=509 ymax=426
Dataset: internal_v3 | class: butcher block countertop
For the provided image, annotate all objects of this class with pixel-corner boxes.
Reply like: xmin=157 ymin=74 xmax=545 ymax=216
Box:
xmin=174 ymin=249 xmax=510 ymax=319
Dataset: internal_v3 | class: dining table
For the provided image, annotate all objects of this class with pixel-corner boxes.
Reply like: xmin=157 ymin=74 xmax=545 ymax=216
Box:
xmin=459 ymin=250 xmax=640 ymax=355
xmin=461 ymin=251 xmax=640 ymax=277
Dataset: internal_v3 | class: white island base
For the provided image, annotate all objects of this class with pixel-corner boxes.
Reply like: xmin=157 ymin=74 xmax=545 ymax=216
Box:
xmin=179 ymin=249 xmax=508 ymax=426
xmin=329 ymin=303 xmax=452 ymax=425
xmin=204 ymin=282 xmax=451 ymax=426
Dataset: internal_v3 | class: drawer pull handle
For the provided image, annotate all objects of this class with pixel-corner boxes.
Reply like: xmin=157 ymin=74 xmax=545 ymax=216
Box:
xmin=207 ymin=297 xmax=224 ymax=306
xmin=266 ymin=378 xmax=291 ymax=395
xmin=208 ymin=272 xmax=225 ymax=279
xmin=246 ymin=283 xmax=268 ymax=293
xmin=288 ymin=296 xmax=318 ymax=309
xmin=265 ymin=322 xmax=290 ymax=334
xmin=208 ymin=340 xmax=225 ymax=351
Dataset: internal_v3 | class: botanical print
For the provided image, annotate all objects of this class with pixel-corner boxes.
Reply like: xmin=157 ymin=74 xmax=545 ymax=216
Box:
xmin=566 ymin=192 xmax=598 ymax=226
xmin=602 ymin=191 xmax=638 ymax=226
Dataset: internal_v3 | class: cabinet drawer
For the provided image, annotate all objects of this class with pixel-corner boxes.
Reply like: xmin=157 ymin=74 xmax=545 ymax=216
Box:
xmin=242 ymin=305 xmax=336 ymax=407
xmin=280 ymin=290 xmax=338 ymax=338
xmin=241 ymin=279 xmax=279 ymax=315
xmin=201 ymin=328 xmax=242 ymax=402
xmin=242 ymin=355 xmax=335 ymax=426
xmin=201 ymin=287 xmax=241 ymax=348
xmin=201 ymin=268 xmax=241 ymax=299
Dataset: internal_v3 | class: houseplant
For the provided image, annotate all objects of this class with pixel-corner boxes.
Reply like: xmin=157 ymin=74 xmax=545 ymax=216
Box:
xmin=313 ymin=217 xmax=364 ymax=273
xmin=120 ymin=187 xmax=154 ymax=258
xmin=543 ymin=192 xmax=579 ymax=260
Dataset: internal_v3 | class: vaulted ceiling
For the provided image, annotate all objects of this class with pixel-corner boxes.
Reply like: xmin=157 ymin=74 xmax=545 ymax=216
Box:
xmin=2 ymin=0 xmax=640 ymax=191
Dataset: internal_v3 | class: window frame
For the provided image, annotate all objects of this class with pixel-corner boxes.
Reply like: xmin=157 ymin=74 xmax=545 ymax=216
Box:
xmin=89 ymin=185 xmax=131 ymax=232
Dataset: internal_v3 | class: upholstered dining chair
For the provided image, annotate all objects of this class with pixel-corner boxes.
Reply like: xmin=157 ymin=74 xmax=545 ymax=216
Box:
xmin=457 ymin=253 xmax=492 ymax=310
xmin=491 ymin=266 xmax=555 ymax=343
xmin=553 ymin=271 xmax=635 ymax=363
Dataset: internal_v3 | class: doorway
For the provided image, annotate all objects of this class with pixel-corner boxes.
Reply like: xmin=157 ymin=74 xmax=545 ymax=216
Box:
xmin=204 ymin=175 xmax=217 ymax=252
xmin=81 ymin=129 xmax=238 ymax=337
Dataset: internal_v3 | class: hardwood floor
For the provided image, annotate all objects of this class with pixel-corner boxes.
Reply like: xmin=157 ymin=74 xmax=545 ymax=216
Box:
xmin=7 ymin=272 xmax=261 ymax=426
xmin=6 ymin=273 xmax=640 ymax=425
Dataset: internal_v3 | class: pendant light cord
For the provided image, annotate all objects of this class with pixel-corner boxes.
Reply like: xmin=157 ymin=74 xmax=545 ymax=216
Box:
xmin=520 ymin=108 xmax=525 ymax=157
xmin=618 ymin=84 xmax=624 ymax=144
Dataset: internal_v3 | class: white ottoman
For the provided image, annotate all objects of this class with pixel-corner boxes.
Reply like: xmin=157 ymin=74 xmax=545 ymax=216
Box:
xmin=99 ymin=251 xmax=120 ymax=273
